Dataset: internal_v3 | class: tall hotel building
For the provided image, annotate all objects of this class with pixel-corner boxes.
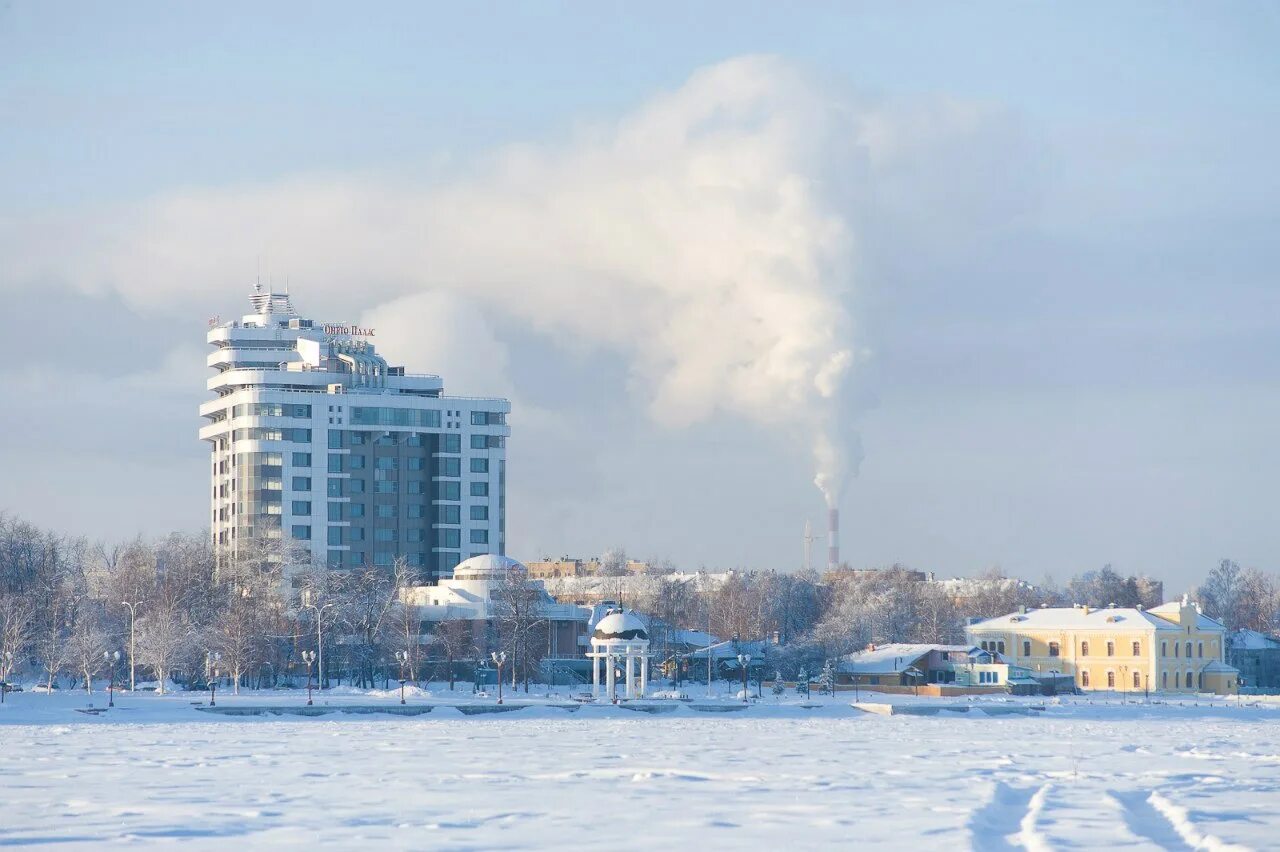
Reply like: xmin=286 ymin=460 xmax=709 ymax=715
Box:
xmin=199 ymin=288 xmax=509 ymax=579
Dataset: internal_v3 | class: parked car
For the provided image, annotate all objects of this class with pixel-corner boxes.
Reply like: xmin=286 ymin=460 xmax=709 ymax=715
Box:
xmin=0 ymin=682 xmax=22 ymax=693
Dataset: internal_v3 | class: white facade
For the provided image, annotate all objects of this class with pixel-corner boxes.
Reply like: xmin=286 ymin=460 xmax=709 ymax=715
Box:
xmin=201 ymin=288 xmax=509 ymax=579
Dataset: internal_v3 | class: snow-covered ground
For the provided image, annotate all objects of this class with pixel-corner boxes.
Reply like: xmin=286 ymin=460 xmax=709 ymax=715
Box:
xmin=2 ymin=687 xmax=1278 ymax=849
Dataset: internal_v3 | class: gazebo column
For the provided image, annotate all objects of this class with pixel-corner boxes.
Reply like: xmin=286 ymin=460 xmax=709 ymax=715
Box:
xmin=606 ymin=651 xmax=616 ymax=702
xmin=639 ymin=653 xmax=648 ymax=697
xmin=625 ymin=649 xmax=636 ymax=699
xmin=592 ymin=651 xmax=600 ymax=697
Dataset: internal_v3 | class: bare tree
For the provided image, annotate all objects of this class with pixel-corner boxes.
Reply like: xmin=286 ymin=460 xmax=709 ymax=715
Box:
xmin=494 ymin=564 xmax=547 ymax=690
xmin=136 ymin=605 xmax=192 ymax=694
xmin=67 ymin=608 xmax=110 ymax=694
xmin=0 ymin=595 xmax=34 ymax=685
xmin=431 ymin=617 xmax=473 ymax=690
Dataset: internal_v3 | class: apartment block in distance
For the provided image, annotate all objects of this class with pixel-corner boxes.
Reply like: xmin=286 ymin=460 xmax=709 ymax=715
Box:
xmin=200 ymin=287 xmax=510 ymax=579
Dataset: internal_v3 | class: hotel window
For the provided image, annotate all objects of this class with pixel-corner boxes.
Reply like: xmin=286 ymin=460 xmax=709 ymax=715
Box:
xmin=1186 ymin=672 xmax=1193 ymax=688
xmin=291 ymin=525 xmax=311 ymax=541
xmin=375 ymin=480 xmax=396 ymax=494
xmin=441 ymin=529 xmax=461 ymax=548
xmin=470 ymin=505 xmax=489 ymax=521
xmin=442 ymin=434 xmax=461 ymax=453
xmin=327 ymin=478 xmax=344 ymax=497
xmin=292 ymin=501 xmax=311 ymax=516
xmin=375 ymin=528 xmax=395 ymax=542
xmin=292 ymin=452 xmax=312 ymax=467
xmin=350 ymin=503 xmax=365 ymax=518
xmin=437 ymin=505 xmax=461 ymax=524
xmin=1174 ymin=642 xmax=1179 ymax=657
xmin=407 ymin=529 xmax=424 ymax=543
xmin=1081 ymin=671 xmax=1089 ymax=687
xmin=327 ymin=503 xmax=342 ymax=522
xmin=408 ymin=457 xmax=425 ymax=471
xmin=1161 ymin=641 xmax=1167 ymax=656
xmin=327 ymin=527 xmax=342 ymax=546
xmin=1107 ymin=671 xmax=1115 ymax=688
xmin=374 ymin=551 xmax=393 ymax=566
xmin=293 ymin=476 xmax=312 ymax=491
xmin=437 ymin=482 xmax=460 ymax=501
xmin=350 ymin=455 xmax=366 ymax=470
xmin=1022 ymin=640 xmax=1031 ymax=656
xmin=470 ymin=481 xmax=489 ymax=497
xmin=350 ymin=528 xmax=365 ymax=542
xmin=408 ymin=504 xmax=425 ymax=519
xmin=349 ymin=479 xmax=365 ymax=494
xmin=470 ymin=458 xmax=489 ymax=474
xmin=470 ymin=434 xmax=488 ymax=449
xmin=439 ymin=457 xmax=461 ymax=477
xmin=1048 ymin=642 xmax=1060 ymax=657
xmin=470 ymin=529 xmax=489 ymax=544
xmin=407 ymin=434 xmax=424 ymax=447
xmin=1106 ymin=641 xmax=1115 ymax=657
xmin=1185 ymin=642 xmax=1192 ymax=658
xmin=377 ymin=504 xmax=395 ymax=518
xmin=376 ymin=456 xmax=396 ymax=469
xmin=1197 ymin=642 xmax=1203 ymax=658
xmin=328 ymin=454 xmax=343 ymax=473
xmin=350 ymin=432 xmax=366 ymax=445
xmin=328 ymin=431 xmax=343 ymax=449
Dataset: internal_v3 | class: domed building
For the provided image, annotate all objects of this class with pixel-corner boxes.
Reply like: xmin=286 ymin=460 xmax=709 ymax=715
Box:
xmin=588 ymin=608 xmax=652 ymax=701
xmin=399 ymin=555 xmax=591 ymax=676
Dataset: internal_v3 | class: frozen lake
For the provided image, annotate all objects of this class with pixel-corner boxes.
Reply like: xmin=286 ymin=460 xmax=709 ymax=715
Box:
xmin=2 ymin=691 xmax=1277 ymax=849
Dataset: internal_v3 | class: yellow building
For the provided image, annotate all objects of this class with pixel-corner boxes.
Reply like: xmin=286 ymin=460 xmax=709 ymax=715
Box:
xmin=965 ymin=597 xmax=1239 ymax=695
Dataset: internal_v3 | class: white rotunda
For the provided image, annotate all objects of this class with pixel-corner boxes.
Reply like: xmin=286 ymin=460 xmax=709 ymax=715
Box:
xmin=587 ymin=609 xmax=651 ymax=702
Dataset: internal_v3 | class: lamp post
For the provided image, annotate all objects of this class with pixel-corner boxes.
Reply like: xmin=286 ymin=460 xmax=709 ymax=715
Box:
xmin=301 ymin=594 xmax=334 ymax=691
xmin=207 ymin=652 xmax=221 ymax=706
xmin=103 ymin=651 xmax=120 ymax=707
xmin=120 ymin=599 xmax=142 ymax=692
xmin=395 ymin=650 xmax=409 ymax=705
xmin=736 ymin=654 xmax=751 ymax=704
xmin=491 ymin=651 xmax=507 ymax=704
xmin=302 ymin=650 xmax=317 ymax=706
xmin=1 ymin=650 xmax=13 ymax=704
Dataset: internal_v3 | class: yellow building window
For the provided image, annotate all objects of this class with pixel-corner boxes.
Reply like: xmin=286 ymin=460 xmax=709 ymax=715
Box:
xmin=1081 ymin=641 xmax=1090 ymax=656
xmin=1106 ymin=641 xmax=1115 ymax=657
xmin=1132 ymin=641 xmax=1141 ymax=656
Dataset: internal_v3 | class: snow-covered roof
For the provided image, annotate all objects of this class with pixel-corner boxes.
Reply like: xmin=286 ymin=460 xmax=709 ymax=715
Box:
xmin=1146 ymin=601 xmax=1226 ymax=631
xmin=685 ymin=639 xmax=770 ymax=660
xmin=1229 ymin=629 xmax=1280 ymax=650
xmin=591 ymin=609 xmax=649 ymax=644
xmin=968 ymin=606 xmax=1180 ymax=633
xmin=1200 ymin=660 xmax=1239 ymax=674
xmin=838 ymin=644 xmax=973 ymax=675
xmin=452 ymin=554 xmax=525 ymax=578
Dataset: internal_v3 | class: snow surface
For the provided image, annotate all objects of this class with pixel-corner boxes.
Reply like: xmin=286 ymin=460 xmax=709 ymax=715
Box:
xmin=2 ymin=687 xmax=1279 ymax=849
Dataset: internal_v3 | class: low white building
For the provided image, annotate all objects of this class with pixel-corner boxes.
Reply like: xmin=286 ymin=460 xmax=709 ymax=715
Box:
xmin=399 ymin=555 xmax=590 ymax=660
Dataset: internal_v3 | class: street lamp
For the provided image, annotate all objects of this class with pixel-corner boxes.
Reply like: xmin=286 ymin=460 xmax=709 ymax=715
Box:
xmin=302 ymin=650 xmax=317 ymax=706
xmin=491 ymin=651 xmax=507 ymax=704
xmin=103 ymin=651 xmax=121 ymax=707
xmin=395 ymin=650 xmax=409 ymax=705
xmin=207 ymin=652 xmax=221 ymax=706
xmin=736 ymin=654 xmax=752 ymax=704
xmin=300 ymin=593 xmax=335 ymax=691
xmin=120 ymin=599 xmax=142 ymax=692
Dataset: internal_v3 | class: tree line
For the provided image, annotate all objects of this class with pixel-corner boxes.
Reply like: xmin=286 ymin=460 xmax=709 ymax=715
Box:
xmin=0 ymin=511 xmax=1273 ymax=691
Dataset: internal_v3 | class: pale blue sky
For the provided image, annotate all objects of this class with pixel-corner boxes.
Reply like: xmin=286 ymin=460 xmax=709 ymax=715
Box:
xmin=1 ymin=3 xmax=1277 ymax=591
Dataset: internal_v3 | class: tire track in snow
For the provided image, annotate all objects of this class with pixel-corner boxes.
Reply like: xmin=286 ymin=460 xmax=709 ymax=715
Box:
xmin=1109 ymin=790 xmax=1194 ymax=851
xmin=968 ymin=781 xmax=1051 ymax=852
xmin=1147 ymin=792 xmax=1253 ymax=852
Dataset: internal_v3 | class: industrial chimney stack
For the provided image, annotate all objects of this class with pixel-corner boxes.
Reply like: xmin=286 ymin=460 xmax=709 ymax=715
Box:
xmin=827 ymin=507 xmax=839 ymax=571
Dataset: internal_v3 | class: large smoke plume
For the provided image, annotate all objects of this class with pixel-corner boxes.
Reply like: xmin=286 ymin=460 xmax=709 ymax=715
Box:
xmin=4 ymin=55 xmax=1027 ymax=515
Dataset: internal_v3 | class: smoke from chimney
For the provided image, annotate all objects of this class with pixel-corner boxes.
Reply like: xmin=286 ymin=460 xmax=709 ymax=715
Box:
xmin=827 ymin=507 xmax=840 ymax=571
